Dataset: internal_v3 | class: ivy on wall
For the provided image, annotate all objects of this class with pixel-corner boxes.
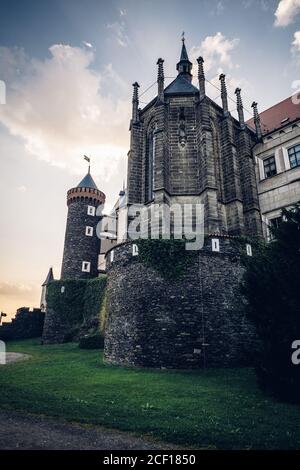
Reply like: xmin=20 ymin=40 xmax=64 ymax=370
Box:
xmin=82 ymin=276 xmax=107 ymax=334
xmin=136 ymin=238 xmax=193 ymax=278
xmin=46 ymin=276 xmax=107 ymax=343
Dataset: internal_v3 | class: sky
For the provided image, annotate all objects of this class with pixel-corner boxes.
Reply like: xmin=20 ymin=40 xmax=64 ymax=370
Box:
xmin=0 ymin=0 xmax=300 ymax=319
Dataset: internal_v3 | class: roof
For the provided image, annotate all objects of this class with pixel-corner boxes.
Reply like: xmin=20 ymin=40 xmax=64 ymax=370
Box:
xmin=180 ymin=41 xmax=189 ymax=62
xmin=246 ymin=95 xmax=300 ymax=135
xmin=77 ymin=172 xmax=98 ymax=190
xmin=42 ymin=267 xmax=54 ymax=286
xmin=164 ymin=75 xmax=198 ymax=95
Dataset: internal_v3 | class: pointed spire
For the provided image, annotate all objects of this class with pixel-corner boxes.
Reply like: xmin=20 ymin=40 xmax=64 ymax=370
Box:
xmin=219 ymin=73 xmax=229 ymax=116
xmin=197 ymin=56 xmax=206 ymax=100
xmin=176 ymin=34 xmax=193 ymax=82
xmin=180 ymin=32 xmax=189 ymax=60
xmin=132 ymin=82 xmax=140 ymax=124
xmin=157 ymin=58 xmax=164 ymax=104
xmin=42 ymin=267 xmax=54 ymax=286
xmin=235 ymin=88 xmax=245 ymax=128
xmin=251 ymin=101 xmax=262 ymax=139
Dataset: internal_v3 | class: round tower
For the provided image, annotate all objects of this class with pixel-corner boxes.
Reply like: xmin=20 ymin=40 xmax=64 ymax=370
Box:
xmin=61 ymin=170 xmax=105 ymax=279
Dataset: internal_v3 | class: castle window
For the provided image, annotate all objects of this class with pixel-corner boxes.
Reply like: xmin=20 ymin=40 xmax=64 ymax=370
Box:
xmin=85 ymin=226 xmax=93 ymax=236
xmin=145 ymin=122 xmax=155 ymax=202
xmin=263 ymin=156 xmax=277 ymax=178
xmin=110 ymin=250 xmax=114 ymax=262
xmin=87 ymin=205 xmax=95 ymax=216
xmin=288 ymin=144 xmax=300 ymax=168
xmin=132 ymin=244 xmax=139 ymax=256
xmin=82 ymin=261 xmax=91 ymax=272
xmin=211 ymin=238 xmax=220 ymax=252
xmin=246 ymin=244 xmax=252 ymax=256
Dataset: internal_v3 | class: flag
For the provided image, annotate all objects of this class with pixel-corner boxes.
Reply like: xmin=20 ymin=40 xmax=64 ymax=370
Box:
xmin=84 ymin=155 xmax=90 ymax=163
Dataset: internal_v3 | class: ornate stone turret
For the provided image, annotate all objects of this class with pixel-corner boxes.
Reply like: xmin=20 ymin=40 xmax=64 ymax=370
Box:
xmin=219 ymin=73 xmax=229 ymax=116
xmin=176 ymin=35 xmax=193 ymax=82
xmin=197 ymin=56 xmax=206 ymax=100
xmin=235 ymin=87 xmax=245 ymax=128
xmin=132 ymin=82 xmax=140 ymax=124
xmin=251 ymin=101 xmax=262 ymax=139
xmin=61 ymin=168 xmax=106 ymax=280
xmin=157 ymin=58 xmax=164 ymax=104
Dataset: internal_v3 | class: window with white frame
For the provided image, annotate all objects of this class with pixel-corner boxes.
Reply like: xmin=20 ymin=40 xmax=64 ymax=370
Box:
xmin=212 ymin=238 xmax=220 ymax=252
xmin=288 ymin=144 xmax=300 ymax=169
xmin=85 ymin=226 xmax=93 ymax=236
xmin=82 ymin=261 xmax=91 ymax=272
xmin=132 ymin=244 xmax=139 ymax=256
xmin=87 ymin=205 xmax=95 ymax=216
xmin=263 ymin=155 xmax=277 ymax=178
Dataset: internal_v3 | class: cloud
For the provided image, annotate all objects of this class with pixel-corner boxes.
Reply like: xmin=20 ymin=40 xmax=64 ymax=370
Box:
xmin=0 ymin=44 xmax=130 ymax=182
xmin=189 ymin=32 xmax=240 ymax=73
xmin=210 ymin=1 xmax=225 ymax=16
xmin=274 ymin=0 xmax=300 ymax=27
xmin=82 ymin=41 xmax=93 ymax=49
xmin=0 ymin=282 xmax=33 ymax=297
xmin=16 ymin=185 xmax=27 ymax=192
xmin=106 ymin=21 xmax=129 ymax=47
xmin=291 ymin=30 xmax=300 ymax=62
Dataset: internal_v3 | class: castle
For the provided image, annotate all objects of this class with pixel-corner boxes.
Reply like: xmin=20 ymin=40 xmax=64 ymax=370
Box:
xmin=43 ymin=38 xmax=300 ymax=368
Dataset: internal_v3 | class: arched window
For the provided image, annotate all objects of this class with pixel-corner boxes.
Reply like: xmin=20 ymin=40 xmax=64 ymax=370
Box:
xmin=145 ymin=121 xmax=155 ymax=202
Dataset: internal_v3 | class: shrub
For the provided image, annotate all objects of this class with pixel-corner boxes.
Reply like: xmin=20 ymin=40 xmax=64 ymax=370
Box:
xmin=242 ymin=204 xmax=300 ymax=403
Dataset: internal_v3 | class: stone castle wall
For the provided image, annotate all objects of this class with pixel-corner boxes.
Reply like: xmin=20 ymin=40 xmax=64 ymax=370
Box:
xmin=0 ymin=307 xmax=45 ymax=341
xmin=104 ymin=238 xmax=258 ymax=368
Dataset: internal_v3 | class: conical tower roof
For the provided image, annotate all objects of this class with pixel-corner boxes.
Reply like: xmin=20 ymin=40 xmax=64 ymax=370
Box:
xmin=42 ymin=267 xmax=54 ymax=286
xmin=77 ymin=171 xmax=98 ymax=190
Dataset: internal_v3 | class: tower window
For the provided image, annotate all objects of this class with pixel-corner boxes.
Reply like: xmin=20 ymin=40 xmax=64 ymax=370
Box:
xmin=87 ymin=205 xmax=95 ymax=216
xmin=246 ymin=244 xmax=252 ymax=256
xmin=82 ymin=261 xmax=91 ymax=272
xmin=145 ymin=122 xmax=155 ymax=202
xmin=212 ymin=238 xmax=220 ymax=252
xmin=132 ymin=244 xmax=139 ymax=256
xmin=263 ymin=156 xmax=277 ymax=178
xmin=288 ymin=144 xmax=300 ymax=168
xmin=85 ymin=226 xmax=93 ymax=236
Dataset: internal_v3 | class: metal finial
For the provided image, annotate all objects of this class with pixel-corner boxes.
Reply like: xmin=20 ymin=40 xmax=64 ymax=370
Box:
xmin=181 ymin=31 xmax=185 ymax=43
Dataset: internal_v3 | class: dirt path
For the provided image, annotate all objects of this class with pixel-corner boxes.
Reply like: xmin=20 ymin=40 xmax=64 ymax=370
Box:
xmin=1 ymin=353 xmax=30 ymax=364
xmin=0 ymin=409 xmax=168 ymax=450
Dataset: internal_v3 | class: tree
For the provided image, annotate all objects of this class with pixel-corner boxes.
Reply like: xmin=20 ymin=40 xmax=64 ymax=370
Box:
xmin=242 ymin=204 xmax=300 ymax=402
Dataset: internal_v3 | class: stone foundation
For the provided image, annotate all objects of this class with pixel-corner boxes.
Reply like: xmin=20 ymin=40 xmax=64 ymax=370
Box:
xmin=104 ymin=238 xmax=258 ymax=368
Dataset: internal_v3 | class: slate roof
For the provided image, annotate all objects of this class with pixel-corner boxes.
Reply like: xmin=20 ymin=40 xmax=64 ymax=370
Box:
xmin=42 ymin=267 xmax=54 ymax=286
xmin=164 ymin=74 xmax=199 ymax=95
xmin=180 ymin=41 xmax=189 ymax=61
xmin=246 ymin=95 xmax=300 ymax=135
xmin=77 ymin=172 xmax=98 ymax=190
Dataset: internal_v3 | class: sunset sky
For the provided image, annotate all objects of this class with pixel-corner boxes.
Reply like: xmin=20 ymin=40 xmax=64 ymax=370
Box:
xmin=1 ymin=0 xmax=300 ymax=319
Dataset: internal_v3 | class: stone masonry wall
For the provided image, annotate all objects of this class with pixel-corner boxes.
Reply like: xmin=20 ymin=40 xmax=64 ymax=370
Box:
xmin=104 ymin=239 xmax=258 ymax=368
xmin=0 ymin=307 xmax=45 ymax=341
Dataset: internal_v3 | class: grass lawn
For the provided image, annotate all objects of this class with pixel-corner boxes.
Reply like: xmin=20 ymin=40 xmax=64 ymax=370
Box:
xmin=1 ymin=339 xmax=300 ymax=449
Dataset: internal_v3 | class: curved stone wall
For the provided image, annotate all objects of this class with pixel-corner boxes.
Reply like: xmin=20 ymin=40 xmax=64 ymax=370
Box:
xmin=104 ymin=237 xmax=258 ymax=368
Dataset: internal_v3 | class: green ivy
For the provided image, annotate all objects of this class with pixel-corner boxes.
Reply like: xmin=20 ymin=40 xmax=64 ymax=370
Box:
xmin=46 ymin=277 xmax=107 ymax=342
xmin=136 ymin=238 xmax=193 ymax=278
